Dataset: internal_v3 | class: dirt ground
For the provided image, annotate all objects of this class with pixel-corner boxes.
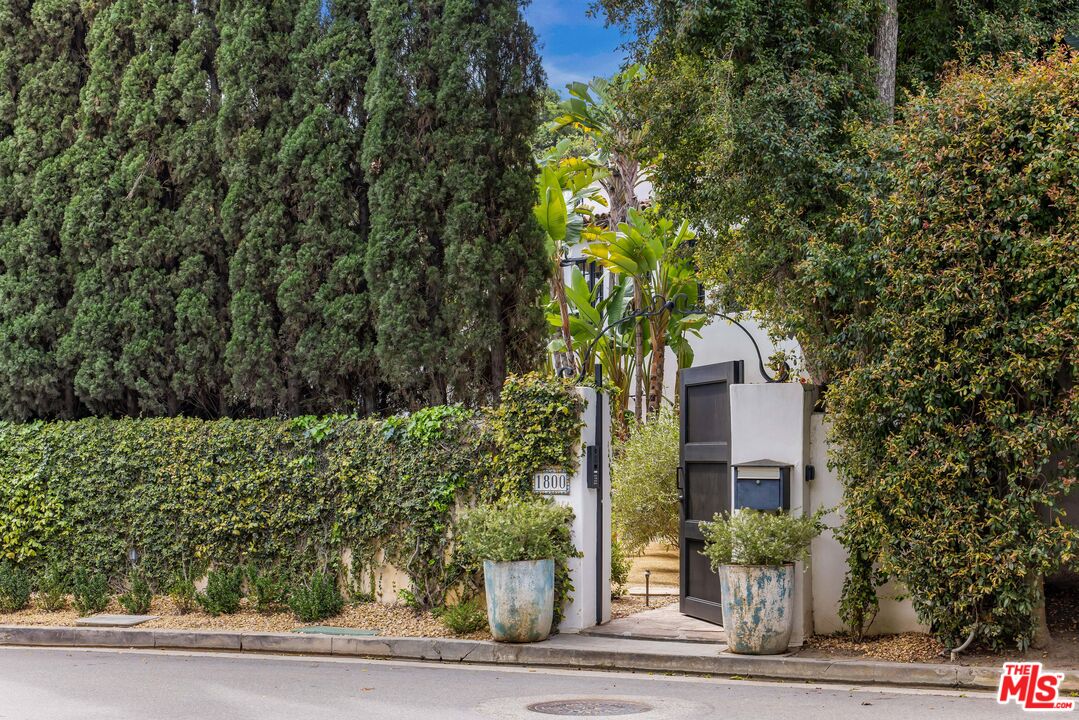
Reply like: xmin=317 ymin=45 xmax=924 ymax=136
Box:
xmin=627 ymin=542 xmax=679 ymax=588
xmin=609 ymin=594 xmax=678 ymax=620
xmin=798 ymin=576 xmax=1079 ymax=669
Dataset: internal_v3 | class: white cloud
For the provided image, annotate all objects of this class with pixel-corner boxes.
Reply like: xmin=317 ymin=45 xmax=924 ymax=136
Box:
xmin=525 ymin=0 xmax=572 ymax=32
xmin=544 ymin=52 xmax=627 ymax=93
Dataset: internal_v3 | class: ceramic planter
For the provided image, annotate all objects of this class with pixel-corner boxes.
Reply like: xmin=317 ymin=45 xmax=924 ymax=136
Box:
xmin=482 ymin=558 xmax=554 ymax=643
xmin=718 ymin=563 xmax=795 ymax=655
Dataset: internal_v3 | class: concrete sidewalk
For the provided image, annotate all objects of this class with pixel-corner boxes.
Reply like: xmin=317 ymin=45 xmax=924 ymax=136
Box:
xmin=0 ymin=623 xmax=1065 ymax=692
xmin=583 ymin=604 xmax=727 ymax=643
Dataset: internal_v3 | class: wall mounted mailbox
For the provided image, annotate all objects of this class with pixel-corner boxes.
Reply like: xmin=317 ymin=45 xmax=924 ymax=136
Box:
xmin=733 ymin=460 xmax=791 ymax=512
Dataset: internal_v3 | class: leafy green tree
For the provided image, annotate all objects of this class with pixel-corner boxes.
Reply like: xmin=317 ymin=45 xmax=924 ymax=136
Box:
xmin=601 ymin=0 xmax=1077 ymax=381
xmin=57 ymin=0 xmax=145 ymax=416
xmin=0 ymin=0 xmax=86 ymax=419
xmin=831 ymin=52 xmax=1079 ymax=649
xmin=276 ymin=0 xmax=378 ymax=414
xmin=434 ymin=0 xmax=547 ymax=403
xmin=217 ymin=0 xmax=299 ymax=414
xmin=365 ymin=0 xmax=546 ymax=406
xmin=363 ymin=0 xmax=445 ymax=405
xmin=56 ymin=0 xmax=227 ymax=417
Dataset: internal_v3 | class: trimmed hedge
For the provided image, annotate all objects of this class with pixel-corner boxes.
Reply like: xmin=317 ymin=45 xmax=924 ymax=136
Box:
xmin=0 ymin=374 xmax=583 ymax=608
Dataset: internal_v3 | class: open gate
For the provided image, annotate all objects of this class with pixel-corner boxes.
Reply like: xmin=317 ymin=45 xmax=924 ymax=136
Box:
xmin=677 ymin=360 xmax=743 ymax=624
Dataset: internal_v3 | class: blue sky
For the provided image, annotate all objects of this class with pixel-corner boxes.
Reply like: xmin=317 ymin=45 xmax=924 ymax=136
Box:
xmin=524 ymin=0 xmax=630 ymax=92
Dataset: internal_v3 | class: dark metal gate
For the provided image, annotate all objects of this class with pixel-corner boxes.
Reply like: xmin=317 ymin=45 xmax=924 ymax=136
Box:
xmin=678 ymin=360 xmax=743 ymax=624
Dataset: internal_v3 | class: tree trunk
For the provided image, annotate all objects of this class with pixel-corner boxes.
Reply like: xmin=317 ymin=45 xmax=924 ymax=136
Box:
xmin=550 ymin=273 xmax=576 ymax=375
xmin=646 ymin=314 xmax=666 ymax=419
xmin=872 ymin=0 xmax=899 ymax=120
xmin=1032 ymin=575 xmax=1052 ymax=649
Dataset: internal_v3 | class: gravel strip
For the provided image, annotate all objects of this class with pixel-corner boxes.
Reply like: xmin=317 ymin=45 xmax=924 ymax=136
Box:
xmin=0 ymin=593 xmax=672 ymax=639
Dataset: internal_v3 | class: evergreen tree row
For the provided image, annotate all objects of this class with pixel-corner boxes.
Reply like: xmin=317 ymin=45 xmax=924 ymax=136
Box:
xmin=0 ymin=0 xmax=546 ymax=419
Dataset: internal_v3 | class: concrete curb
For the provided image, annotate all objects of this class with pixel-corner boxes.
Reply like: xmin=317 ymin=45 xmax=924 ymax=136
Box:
xmin=0 ymin=625 xmax=1072 ymax=691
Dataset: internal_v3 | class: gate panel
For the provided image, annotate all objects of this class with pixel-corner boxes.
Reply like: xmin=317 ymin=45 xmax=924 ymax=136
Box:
xmin=678 ymin=360 xmax=743 ymax=625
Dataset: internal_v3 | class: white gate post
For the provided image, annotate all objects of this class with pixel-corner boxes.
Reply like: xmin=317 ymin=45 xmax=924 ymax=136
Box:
xmin=728 ymin=382 xmax=816 ymax=645
xmin=549 ymin=386 xmax=611 ymax=632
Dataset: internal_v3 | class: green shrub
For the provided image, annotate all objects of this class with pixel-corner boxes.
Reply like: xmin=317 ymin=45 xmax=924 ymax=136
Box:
xmin=289 ymin=571 xmax=344 ymax=622
xmin=831 ymin=51 xmax=1079 ymax=649
xmin=197 ymin=567 xmax=244 ymax=615
xmin=458 ymin=497 xmax=579 ymax=629
xmin=610 ymin=536 xmax=631 ymax=598
xmin=72 ymin=569 xmax=110 ymax=615
xmin=36 ymin=562 xmax=68 ymax=612
xmin=118 ymin=573 xmax=152 ymax=615
xmin=246 ymin=565 xmax=287 ymax=613
xmin=168 ymin=575 xmax=198 ymax=615
xmin=701 ymin=510 xmax=825 ymax=567
xmin=611 ymin=412 xmax=680 ymax=554
xmin=458 ymin=498 xmax=576 ymax=563
xmin=0 ymin=563 xmax=31 ymax=612
xmin=440 ymin=598 xmax=487 ymax=635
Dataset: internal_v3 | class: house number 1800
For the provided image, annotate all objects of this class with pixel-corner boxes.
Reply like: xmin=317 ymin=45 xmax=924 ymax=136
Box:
xmin=533 ymin=470 xmax=570 ymax=495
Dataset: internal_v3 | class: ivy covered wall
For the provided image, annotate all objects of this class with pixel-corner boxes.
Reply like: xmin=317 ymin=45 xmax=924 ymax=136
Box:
xmin=0 ymin=374 xmax=583 ymax=608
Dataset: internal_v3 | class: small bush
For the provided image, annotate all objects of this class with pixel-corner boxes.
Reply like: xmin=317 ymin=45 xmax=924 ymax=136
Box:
xmin=197 ymin=567 xmax=244 ymax=615
xmin=289 ymin=571 xmax=344 ymax=622
xmin=168 ymin=575 xmax=198 ymax=615
xmin=396 ymin=588 xmax=421 ymax=612
xmin=72 ymin=569 xmax=110 ymax=615
xmin=610 ymin=536 xmax=631 ymax=598
xmin=457 ymin=497 xmax=576 ymax=563
xmin=0 ymin=563 xmax=31 ymax=612
xmin=246 ymin=565 xmax=287 ymax=613
xmin=36 ymin=562 xmax=68 ymax=612
xmin=611 ymin=412 xmax=680 ymax=554
xmin=701 ymin=510 xmax=825 ymax=568
xmin=118 ymin=573 xmax=152 ymax=615
xmin=440 ymin=598 xmax=487 ymax=635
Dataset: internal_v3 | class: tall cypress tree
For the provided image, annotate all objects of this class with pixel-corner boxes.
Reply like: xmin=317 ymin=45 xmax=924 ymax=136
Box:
xmin=278 ymin=0 xmax=378 ymax=414
xmin=217 ymin=0 xmax=298 ymax=414
xmin=365 ymin=0 xmax=546 ymax=406
xmin=59 ymin=0 xmax=145 ymax=416
xmin=0 ymin=0 xmax=87 ymax=419
xmin=97 ymin=0 xmax=228 ymax=417
xmin=163 ymin=0 xmax=230 ymax=416
xmin=434 ymin=0 xmax=545 ymax=402
xmin=364 ymin=0 xmax=447 ymax=405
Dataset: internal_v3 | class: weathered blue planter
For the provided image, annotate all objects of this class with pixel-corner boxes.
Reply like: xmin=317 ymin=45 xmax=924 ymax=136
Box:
xmin=718 ymin=563 xmax=795 ymax=655
xmin=483 ymin=558 xmax=554 ymax=643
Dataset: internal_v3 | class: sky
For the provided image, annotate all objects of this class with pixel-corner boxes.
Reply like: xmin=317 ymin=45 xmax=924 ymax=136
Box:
xmin=523 ymin=0 xmax=631 ymax=92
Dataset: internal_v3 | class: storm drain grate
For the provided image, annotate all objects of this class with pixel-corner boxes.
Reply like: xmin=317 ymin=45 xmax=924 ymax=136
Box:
xmin=526 ymin=699 xmax=653 ymax=716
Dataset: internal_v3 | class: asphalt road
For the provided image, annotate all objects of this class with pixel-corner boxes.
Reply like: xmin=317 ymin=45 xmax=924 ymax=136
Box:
xmin=0 ymin=647 xmax=1026 ymax=719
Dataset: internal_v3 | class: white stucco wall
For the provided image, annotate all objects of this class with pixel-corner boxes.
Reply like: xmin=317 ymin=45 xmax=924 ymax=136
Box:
xmin=808 ymin=414 xmax=927 ymax=635
xmin=729 ymin=383 xmax=816 ymax=645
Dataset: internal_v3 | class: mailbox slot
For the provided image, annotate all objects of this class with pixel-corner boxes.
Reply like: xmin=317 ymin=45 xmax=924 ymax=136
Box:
xmin=733 ymin=463 xmax=790 ymax=512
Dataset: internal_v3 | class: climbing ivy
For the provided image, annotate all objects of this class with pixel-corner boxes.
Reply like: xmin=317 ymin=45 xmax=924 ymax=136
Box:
xmin=0 ymin=374 xmax=583 ymax=610
xmin=492 ymin=372 xmax=585 ymax=495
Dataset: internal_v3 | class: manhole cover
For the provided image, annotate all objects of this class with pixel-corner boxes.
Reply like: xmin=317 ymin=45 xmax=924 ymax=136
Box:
xmin=526 ymin=699 xmax=653 ymax=716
